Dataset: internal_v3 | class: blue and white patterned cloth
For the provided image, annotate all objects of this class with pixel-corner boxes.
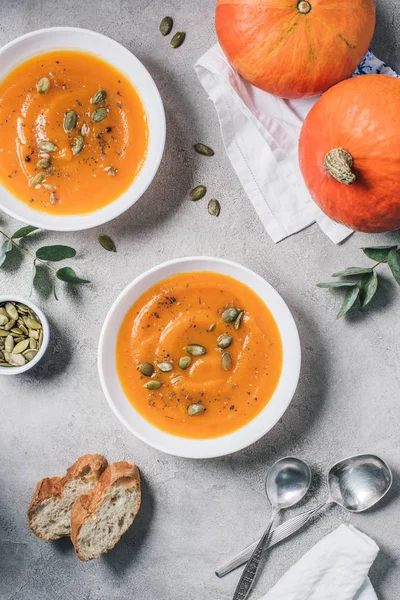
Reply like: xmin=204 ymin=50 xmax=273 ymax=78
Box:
xmin=195 ymin=47 xmax=399 ymax=243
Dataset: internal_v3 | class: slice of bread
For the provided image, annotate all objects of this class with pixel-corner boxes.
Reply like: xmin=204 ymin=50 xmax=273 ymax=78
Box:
xmin=28 ymin=454 xmax=108 ymax=541
xmin=71 ymin=461 xmax=141 ymax=561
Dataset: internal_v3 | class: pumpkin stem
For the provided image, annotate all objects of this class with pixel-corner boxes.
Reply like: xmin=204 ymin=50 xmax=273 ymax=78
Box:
xmin=297 ymin=1 xmax=312 ymax=14
xmin=324 ymin=148 xmax=356 ymax=185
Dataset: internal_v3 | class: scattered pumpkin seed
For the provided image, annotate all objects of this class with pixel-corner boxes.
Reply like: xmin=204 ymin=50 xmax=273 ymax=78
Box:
xmin=64 ymin=110 xmax=77 ymax=132
xmin=178 ymin=356 xmax=191 ymax=370
xmin=189 ymin=185 xmax=207 ymax=201
xmin=194 ymin=143 xmax=214 ymax=156
xmin=72 ymin=135 xmax=84 ymax=155
xmin=160 ymin=16 xmax=173 ymax=36
xmin=13 ymin=339 xmax=30 ymax=354
xmin=157 ymin=361 xmax=173 ymax=372
xmin=171 ymin=31 xmax=185 ymax=48
xmin=187 ymin=403 xmax=206 ymax=416
xmin=5 ymin=303 xmax=18 ymax=320
xmin=36 ymin=77 xmax=50 ymax=94
xmin=29 ymin=172 xmax=46 ymax=187
xmin=145 ymin=380 xmax=162 ymax=390
xmin=222 ymin=307 xmax=240 ymax=322
xmin=37 ymin=158 xmax=51 ymax=169
xmin=234 ymin=311 xmax=244 ymax=330
xmin=139 ymin=363 xmax=154 ymax=377
xmin=217 ymin=334 xmax=233 ymax=349
xmin=221 ymin=352 xmax=232 ymax=371
xmin=92 ymin=107 xmax=108 ymax=123
xmin=92 ymin=88 xmax=107 ymax=104
xmin=38 ymin=141 xmax=57 ymax=152
xmin=184 ymin=344 xmax=207 ymax=356
xmin=98 ymin=234 xmax=117 ymax=252
xmin=5 ymin=335 xmax=14 ymax=353
xmin=208 ymin=198 xmax=221 ymax=217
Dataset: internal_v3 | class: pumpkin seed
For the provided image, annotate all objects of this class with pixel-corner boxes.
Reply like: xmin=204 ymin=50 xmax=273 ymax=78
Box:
xmin=29 ymin=172 xmax=46 ymax=187
xmin=5 ymin=303 xmax=18 ymax=320
xmin=139 ymin=362 xmax=154 ymax=377
xmin=38 ymin=141 xmax=58 ymax=152
xmin=23 ymin=349 xmax=38 ymax=362
xmin=145 ymin=380 xmax=162 ymax=390
xmin=92 ymin=88 xmax=107 ymax=104
xmin=178 ymin=356 xmax=191 ymax=370
xmin=0 ymin=331 xmax=8 ymax=337
xmin=38 ymin=152 xmax=50 ymax=160
xmin=92 ymin=107 xmax=108 ymax=123
xmin=11 ymin=328 xmax=23 ymax=335
xmin=5 ymin=352 xmax=26 ymax=367
xmin=4 ymin=319 xmax=16 ymax=331
xmin=171 ymin=376 xmax=182 ymax=385
xmin=171 ymin=31 xmax=185 ymax=48
xmin=37 ymin=158 xmax=51 ymax=169
xmin=221 ymin=352 xmax=232 ymax=371
xmin=37 ymin=77 xmax=50 ymax=94
xmin=98 ymin=234 xmax=117 ymax=252
xmin=187 ymin=403 xmax=206 ymax=416
xmin=158 ymin=362 xmax=173 ymax=372
xmin=222 ymin=307 xmax=240 ymax=323
xmin=217 ymin=334 xmax=233 ymax=349
xmin=208 ymin=198 xmax=221 ymax=217
xmin=13 ymin=339 xmax=30 ymax=354
xmin=194 ymin=143 xmax=214 ymax=156
xmin=81 ymin=123 xmax=90 ymax=136
xmin=184 ymin=344 xmax=207 ymax=356
xmin=0 ymin=308 xmax=8 ymax=317
xmin=189 ymin=185 xmax=206 ymax=201
xmin=64 ymin=110 xmax=77 ymax=132
xmin=5 ymin=335 xmax=14 ymax=353
xmin=18 ymin=323 xmax=29 ymax=336
xmin=234 ymin=311 xmax=244 ymax=330
xmin=25 ymin=317 xmax=42 ymax=330
xmin=29 ymin=338 xmax=37 ymax=350
xmin=29 ymin=329 xmax=39 ymax=340
xmin=207 ymin=323 xmax=216 ymax=332
xmin=0 ymin=315 xmax=8 ymax=326
xmin=72 ymin=135 xmax=84 ymax=155
xmin=107 ymin=167 xmax=117 ymax=176
xmin=160 ymin=16 xmax=173 ymax=35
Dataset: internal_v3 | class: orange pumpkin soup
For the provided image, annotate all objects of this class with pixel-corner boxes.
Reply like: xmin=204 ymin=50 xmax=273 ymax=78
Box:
xmin=117 ymin=272 xmax=283 ymax=439
xmin=0 ymin=50 xmax=148 ymax=214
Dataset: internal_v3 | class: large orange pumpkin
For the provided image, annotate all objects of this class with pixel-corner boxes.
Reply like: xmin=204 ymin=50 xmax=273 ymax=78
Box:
xmin=215 ymin=0 xmax=376 ymax=99
xmin=299 ymin=75 xmax=400 ymax=233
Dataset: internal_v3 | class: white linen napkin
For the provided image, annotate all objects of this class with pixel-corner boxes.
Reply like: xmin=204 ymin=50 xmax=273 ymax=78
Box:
xmin=260 ymin=525 xmax=379 ymax=600
xmin=195 ymin=48 xmax=399 ymax=243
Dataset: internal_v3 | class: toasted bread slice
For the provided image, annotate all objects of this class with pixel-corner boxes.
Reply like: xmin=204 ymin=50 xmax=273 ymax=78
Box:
xmin=28 ymin=454 xmax=108 ymax=541
xmin=71 ymin=461 xmax=141 ymax=561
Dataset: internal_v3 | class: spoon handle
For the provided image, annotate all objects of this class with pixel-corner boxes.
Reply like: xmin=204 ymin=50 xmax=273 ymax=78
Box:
xmin=217 ymin=502 xmax=327 ymax=578
xmin=232 ymin=512 xmax=277 ymax=600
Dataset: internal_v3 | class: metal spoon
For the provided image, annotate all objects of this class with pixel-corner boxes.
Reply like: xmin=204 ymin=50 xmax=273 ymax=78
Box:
xmin=232 ymin=457 xmax=311 ymax=600
xmin=218 ymin=454 xmax=392 ymax=579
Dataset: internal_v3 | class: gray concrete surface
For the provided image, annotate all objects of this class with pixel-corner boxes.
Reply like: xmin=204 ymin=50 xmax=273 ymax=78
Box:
xmin=1 ymin=1 xmax=399 ymax=598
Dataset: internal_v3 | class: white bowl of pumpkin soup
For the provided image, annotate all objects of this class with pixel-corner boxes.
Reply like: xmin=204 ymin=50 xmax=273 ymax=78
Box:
xmin=0 ymin=28 xmax=165 ymax=231
xmin=98 ymin=257 xmax=301 ymax=459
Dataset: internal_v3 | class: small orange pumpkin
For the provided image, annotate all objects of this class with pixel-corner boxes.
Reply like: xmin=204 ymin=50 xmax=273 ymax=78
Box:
xmin=299 ymin=74 xmax=400 ymax=233
xmin=215 ymin=0 xmax=376 ymax=99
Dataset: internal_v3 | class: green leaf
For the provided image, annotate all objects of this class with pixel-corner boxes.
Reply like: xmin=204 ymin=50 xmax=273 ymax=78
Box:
xmin=336 ymin=286 xmax=360 ymax=319
xmin=0 ymin=239 xmax=12 ymax=267
xmin=333 ymin=267 xmax=373 ymax=277
xmin=360 ymin=271 xmax=378 ymax=307
xmin=362 ymin=246 xmax=397 ymax=262
xmin=36 ymin=245 xmax=76 ymax=262
xmin=11 ymin=225 xmax=39 ymax=239
xmin=317 ymin=281 xmax=358 ymax=289
xmin=56 ymin=266 xmax=90 ymax=284
xmin=387 ymin=248 xmax=400 ymax=285
xmin=98 ymin=234 xmax=117 ymax=252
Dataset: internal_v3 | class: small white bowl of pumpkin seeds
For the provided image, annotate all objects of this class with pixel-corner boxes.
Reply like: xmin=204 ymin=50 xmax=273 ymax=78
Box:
xmin=0 ymin=296 xmax=49 ymax=375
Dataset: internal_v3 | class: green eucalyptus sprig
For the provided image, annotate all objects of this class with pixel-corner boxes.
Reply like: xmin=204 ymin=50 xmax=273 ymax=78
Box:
xmin=0 ymin=225 xmax=90 ymax=300
xmin=317 ymin=245 xmax=400 ymax=319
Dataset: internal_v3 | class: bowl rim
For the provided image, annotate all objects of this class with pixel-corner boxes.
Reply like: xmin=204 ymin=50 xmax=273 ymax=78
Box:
xmin=0 ymin=26 xmax=166 ymax=231
xmin=98 ymin=256 xmax=301 ymax=459
xmin=0 ymin=295 xmax=50 ymax=375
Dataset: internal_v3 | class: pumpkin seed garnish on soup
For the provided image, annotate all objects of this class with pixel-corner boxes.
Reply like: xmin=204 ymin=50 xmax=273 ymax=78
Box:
xmin=37 ymin=158 xmax=51 ymax=170
xmin=221 ymin=352 xmax=232 ymax=371
xmin=160 ymin=16 xmax=173 ymax=36
xmin=217 ymin=334 xmax=233 ymax=349
xmin=139 ymin=363 xmax=154 ymax=377
xmin=187 ymin=403 xmax=206 ymax=417
xmin=29 ymin=172 xmax=46 ymax=188
xmin=92 ymin=107 xmax=108 ymax=123
xmin=38 ymin=141 xmax=58 ymax=153
xmin=145 ymin=380 xmax=162 ymax=390
xmin=64 ymin=110 xmax=77 ymax=132
xmin=234 ymin=311 xmax=244 ymax=330
xmin=184 ymin=344 xmax=207 ymax=356
xmin=157 ymin=362 xmax=173 ymax=373
xmin=178 ymin=356 xmax=191 ymax=370
xmin=71 ymin=135 xmax=84 ymax=155
xmin=36 ymin=77 xmax=50 ymax=94
xmin=222 ymin=307 xmax=240 ymax=322
xmin=92 ymin=88 xmax=107 ymax=104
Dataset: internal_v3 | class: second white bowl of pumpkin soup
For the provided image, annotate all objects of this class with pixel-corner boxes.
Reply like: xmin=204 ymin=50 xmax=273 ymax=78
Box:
xmin=0 ymin=27 xmax=165 ymax=231
xmin=98 ymin=257 xmax=301 ymax=459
